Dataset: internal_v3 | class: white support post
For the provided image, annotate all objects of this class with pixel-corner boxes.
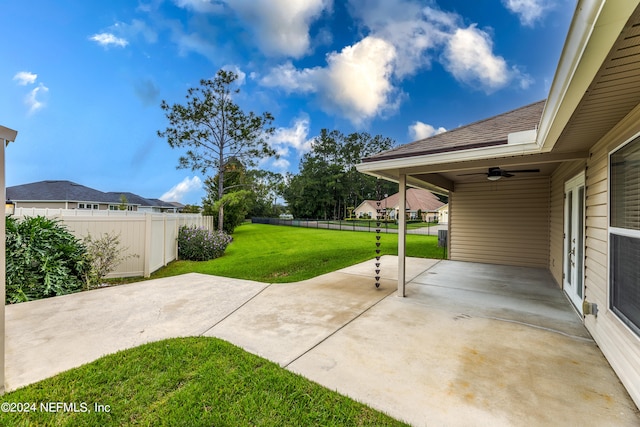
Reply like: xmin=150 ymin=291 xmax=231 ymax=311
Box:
xmin=1 ymin=125 xmax=17 ymax=395
xmin=398 ymin=174 xmax=406 ymax=297
xmin=0 ymin=138 xmax=6 ymax=394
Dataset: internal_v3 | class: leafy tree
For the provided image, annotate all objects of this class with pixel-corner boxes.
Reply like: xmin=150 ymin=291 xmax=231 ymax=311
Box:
xmin=246 ymin=169 xmax=285 ymax=217
xmin=283 ymin=130 xmax=396 ymax=219
xmin=158 ymin=69 xmax=276 ymax=232
xmin=118 ymin=194 xmax=128 ymax=210
xmin=181 ymin=204 xmax=201 ymax=213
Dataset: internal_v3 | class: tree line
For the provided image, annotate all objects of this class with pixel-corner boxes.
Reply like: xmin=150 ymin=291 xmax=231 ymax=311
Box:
xmin=158 ymin=69 xmax=397 ymax=233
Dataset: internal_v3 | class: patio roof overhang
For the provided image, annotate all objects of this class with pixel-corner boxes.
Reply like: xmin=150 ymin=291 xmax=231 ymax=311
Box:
xmin=357 ymin=0 xmax=640 ymax=195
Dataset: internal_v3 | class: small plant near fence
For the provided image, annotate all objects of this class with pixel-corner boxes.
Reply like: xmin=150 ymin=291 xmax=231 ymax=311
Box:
xmin=177 ymin=225 xmax=233 ymax=261
xmin=83 ymin=232 xmax=139 ymax=289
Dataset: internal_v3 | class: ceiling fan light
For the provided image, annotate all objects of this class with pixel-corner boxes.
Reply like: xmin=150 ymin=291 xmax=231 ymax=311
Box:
xmin=487 ymin=175 xmax=501 ymax=181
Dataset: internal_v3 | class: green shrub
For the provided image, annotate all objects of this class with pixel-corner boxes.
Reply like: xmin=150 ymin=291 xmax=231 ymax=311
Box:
xmin=83 ymin=232 xmax=138 ymax=288
xmin=177 ymin=225 xmax=233 ymax=261
xmin=5 ymin=216 xmax=89 ymax=304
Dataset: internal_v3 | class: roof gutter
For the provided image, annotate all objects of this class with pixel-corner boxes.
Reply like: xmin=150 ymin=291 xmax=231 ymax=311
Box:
xmin=357 ymin=137 xmax=540 ymax=174
xmin=537 ymin=0 xmax=637 ymax=152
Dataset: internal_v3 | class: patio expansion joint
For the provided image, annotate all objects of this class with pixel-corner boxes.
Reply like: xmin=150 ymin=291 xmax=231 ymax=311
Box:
xmin=281 ymin=287 xmax=395 ymax=369
xmin=196 ymin=283 xmax=273 ymax=337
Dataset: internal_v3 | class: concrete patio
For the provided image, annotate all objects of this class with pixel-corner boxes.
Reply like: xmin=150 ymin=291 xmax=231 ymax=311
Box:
xmin=5 ymin=256 xmax=639 ymax=426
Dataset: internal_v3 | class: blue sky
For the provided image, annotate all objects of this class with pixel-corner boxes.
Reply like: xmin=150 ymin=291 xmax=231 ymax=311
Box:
xmin=1 ymin=0 xmax=575 ymax=205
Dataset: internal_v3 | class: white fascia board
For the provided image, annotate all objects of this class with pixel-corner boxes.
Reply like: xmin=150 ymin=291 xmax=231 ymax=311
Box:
xmin=537 ymin=0 xmax=637 ymax=151
xmin=0 ymin=125 xmax=17 ymax=143
xmin=508 ymin=129 xmax=537 ymax=145
xmin=356 ymin=141 xmax=541 ymax=173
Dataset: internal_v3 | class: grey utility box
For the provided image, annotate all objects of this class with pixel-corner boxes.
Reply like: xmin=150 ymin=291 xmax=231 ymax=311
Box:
xmin=437 ymin=229 xmax=448 ymax=248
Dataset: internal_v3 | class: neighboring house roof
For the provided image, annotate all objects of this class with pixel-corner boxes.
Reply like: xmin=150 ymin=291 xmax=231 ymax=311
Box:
xmin=437 ymin=203 xmax=448 ymax=212
xmin=7 ymin=180 xmax=177 ymax=209
xmin=363 ymin=100 xmax=545 ymax=162
xmin=7 ymin=180 xmax=118 ymax=203
xmin=355 ymin=200 xmax=377 ymax=211
xmin=382 ymin=189 xmax=444 ymax=212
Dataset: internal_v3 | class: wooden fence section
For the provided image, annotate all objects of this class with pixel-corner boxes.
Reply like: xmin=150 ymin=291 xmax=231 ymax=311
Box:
xmin=12 ymin=208 xmax=214 ymax=278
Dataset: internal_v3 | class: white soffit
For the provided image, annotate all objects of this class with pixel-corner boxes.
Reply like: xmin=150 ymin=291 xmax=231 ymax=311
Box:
xmin=537 ymin=0 xmax=638 ymax=152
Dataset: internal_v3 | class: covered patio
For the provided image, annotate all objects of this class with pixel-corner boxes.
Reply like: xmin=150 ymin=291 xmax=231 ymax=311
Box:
xmin=5 ymin=256 xmax=638 ymax=425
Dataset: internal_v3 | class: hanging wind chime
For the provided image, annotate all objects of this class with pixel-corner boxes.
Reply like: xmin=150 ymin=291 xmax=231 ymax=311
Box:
xmin=374 ymin=180 xmax=382 ymax=288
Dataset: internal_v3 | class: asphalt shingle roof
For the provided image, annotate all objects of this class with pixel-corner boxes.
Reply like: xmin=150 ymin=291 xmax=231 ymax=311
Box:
xmin=7 ymin=181 xmax=178 ymax=208
xmin=382 ymin=188 xmax=444 ymax=211
xmin=7 ymin=180 xmax=118 ymax=203
xmin=363 ymin=100 xmax=546 ymax=162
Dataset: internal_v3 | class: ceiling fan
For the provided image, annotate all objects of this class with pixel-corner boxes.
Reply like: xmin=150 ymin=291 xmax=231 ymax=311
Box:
xmin=458 ymin=167 xmax=540 ymax=181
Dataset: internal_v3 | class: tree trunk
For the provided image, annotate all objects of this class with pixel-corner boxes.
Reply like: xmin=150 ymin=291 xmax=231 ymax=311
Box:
xmin=218 ymin=157 xmax=224 ymax=232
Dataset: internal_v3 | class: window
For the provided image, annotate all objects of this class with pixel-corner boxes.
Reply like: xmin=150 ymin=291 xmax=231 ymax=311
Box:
xmin=610 ymin=135 xmax=640 ymax=336
xmin=78 ymin=203 xmax=99 ymax=210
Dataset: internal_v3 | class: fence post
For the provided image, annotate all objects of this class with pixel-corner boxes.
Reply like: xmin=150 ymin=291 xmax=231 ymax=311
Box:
xmin=143 ymin=213 xmax=152 ymax=278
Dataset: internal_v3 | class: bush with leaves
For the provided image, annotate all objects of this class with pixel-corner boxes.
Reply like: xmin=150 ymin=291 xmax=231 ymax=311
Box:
xmin=177 ymin=225 xmax=233 ymax=261
xmin=83 ymin=232 xmax=138 ymax=288
xmin=5 ymin=216 xmax=89 ymax=304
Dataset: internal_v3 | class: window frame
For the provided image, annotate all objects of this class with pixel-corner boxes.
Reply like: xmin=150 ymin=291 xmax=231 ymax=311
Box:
xmin=608 ymin=132 xmax=640 ymax=338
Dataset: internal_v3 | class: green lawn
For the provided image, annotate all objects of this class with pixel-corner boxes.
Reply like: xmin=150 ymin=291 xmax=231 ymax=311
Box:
xmin=2 ymin=337 xmax=408 ymax=427
xmin=148 ymin=223 xmax=445 ymax=283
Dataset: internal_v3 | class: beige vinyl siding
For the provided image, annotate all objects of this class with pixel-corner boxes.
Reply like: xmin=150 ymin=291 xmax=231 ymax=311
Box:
xmin=581 ymin=105 xmax=640 ymax=409
xmin=450 ymin=177 xmax=550 ymax=268
xmin=13 ymin=201 xmax=67 ymax=209
xmin=548 ymin=160 xmax=586 ymax=286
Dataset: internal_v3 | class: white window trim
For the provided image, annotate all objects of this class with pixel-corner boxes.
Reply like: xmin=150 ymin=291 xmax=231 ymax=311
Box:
xmin=608 ymin=130 xmax=640 ymax=338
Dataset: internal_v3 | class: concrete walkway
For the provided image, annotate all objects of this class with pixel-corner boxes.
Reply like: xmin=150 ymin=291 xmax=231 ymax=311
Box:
xmin=5 ymin=256 xmax=640 ymax=426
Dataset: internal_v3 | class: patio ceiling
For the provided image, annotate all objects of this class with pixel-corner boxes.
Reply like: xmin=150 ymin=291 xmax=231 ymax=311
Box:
xmin=550 ymin=4 xmax=640 ymax=154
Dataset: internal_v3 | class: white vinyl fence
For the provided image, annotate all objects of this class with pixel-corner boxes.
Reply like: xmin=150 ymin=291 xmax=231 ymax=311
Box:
xmin=12 ymin=208 xmax=214 ymax=278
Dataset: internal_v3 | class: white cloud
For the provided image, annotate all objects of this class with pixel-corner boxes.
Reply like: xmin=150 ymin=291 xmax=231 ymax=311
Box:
xmin=271 ymin=158 xmax=291 ymax=170
xmin=348 ymin=1 xmax=455 ymax=78
xmin=173 ymin=0 xmax=224 ymax=13
xmin=442 ymin=25 xmax=530 ymax=93
xmin=223 ymin=0 xmax=331 ymax=58
xmin=260 ymin=62 xmax=319 ymax=93
xmin=161 ymin=176 xmax=203 ymax=202
xmin=270 ymin=116 xmax=314 ymax=156
xmin=409 ymin=121 xmax=446 ymax=140
xmin=13 ymin=71 xmax=38 ymax=85
xmin=348 ymin=0 xmax=531 ymax=92
xmin=89 ymin=33 xmax=129 ymax=48
xmin=502 ymin=0 xmax=553 ymax=27
xmin=25 ymin=83 xmax=49 ymax=115
xmin=261 ymin=36 xmax=398 ymax=126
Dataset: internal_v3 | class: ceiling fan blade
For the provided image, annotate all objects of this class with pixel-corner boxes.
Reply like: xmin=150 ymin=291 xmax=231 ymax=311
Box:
xmin=457 ymin=172 xmax=488 ymax=176
xmin=503 ymin=169 xmax=540 ymax=173
xmin=502 ymin=172 xmax=514 ymax=178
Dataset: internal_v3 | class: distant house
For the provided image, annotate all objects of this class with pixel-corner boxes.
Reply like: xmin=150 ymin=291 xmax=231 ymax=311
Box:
xmin=437 ymin=204 xmax=448 ymax=224
xmin=6 ymin=180 xmax=182 ymax=213
xmin=354 ymin=200 xmax=379 ymax=219
xmin=355 ymin=189 xmax=444 ymax=221
xmin=107 ymin=192 xmax=183 ymax=213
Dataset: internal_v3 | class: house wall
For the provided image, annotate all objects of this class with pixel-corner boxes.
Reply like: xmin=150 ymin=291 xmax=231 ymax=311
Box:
xmin=579 ymin=105 xmax=640 ymax=408
xmin=450 ymin=177 xmax=550 ymax=268
xmin=14 ymin=201 xmax=67 ymax=209
xmin=355 ymin=202 xmax=377 ymax=218
xmin=548 ymin=160 xmax=587 ymax=286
